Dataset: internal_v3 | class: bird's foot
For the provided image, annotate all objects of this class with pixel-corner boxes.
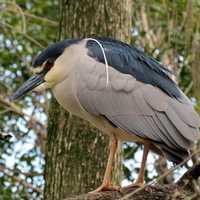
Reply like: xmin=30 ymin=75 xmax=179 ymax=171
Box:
xmin=123 ymin=179 xmax=144 ymax=191
xmin=124 ymin=182 xmax=152 ymax=193
xmin=89 ymin=184 xmax=121 ymax=193
xmin=124 ymin=182 xmax=144 ymax=190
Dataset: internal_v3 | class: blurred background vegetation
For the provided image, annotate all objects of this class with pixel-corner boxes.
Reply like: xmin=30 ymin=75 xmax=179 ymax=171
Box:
xmin=0 ymin=0 xmax=200 ymax=199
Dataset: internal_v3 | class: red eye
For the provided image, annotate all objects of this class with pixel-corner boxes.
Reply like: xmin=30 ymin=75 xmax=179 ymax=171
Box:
xmin=45 ymin=58 xmax=54 ymax=70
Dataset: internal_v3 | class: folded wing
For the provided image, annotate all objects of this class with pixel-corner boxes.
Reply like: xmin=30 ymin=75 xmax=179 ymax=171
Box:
xmin=75 ymin=40 xmax=200 ymax=163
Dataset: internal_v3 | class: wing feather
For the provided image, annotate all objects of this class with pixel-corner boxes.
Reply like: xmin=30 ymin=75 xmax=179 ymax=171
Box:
xmin=155 ymin=113 xmax=192 ymax=149
xmin=165 ymin=106 xmax=198 ymax=141
xmin=75 ymin=54 xmax=200 ymax=162
xmin=169 ymin=98 xmax=200 ymax=128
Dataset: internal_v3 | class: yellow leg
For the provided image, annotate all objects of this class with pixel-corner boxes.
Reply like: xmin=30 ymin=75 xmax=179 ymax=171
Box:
xmin=134 ymin=143 xmax=150 ymax=185
xmin=90 ymin=134 xmax=118 ymax=193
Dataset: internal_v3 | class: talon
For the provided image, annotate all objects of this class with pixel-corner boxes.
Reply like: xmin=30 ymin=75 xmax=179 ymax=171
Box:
xmin=134 ymin=179 xmax=145 ymax=187
xmin=124 ymin=182 xmax=143 ymax=190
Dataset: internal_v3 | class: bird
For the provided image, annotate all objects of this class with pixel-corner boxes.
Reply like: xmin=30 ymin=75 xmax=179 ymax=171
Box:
xmin=11 ymin=37 xmax=200 ymax=192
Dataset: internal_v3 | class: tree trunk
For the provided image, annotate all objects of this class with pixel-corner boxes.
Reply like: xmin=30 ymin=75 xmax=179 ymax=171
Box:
xmin=44 ymin=1 xmax=133 ymax=199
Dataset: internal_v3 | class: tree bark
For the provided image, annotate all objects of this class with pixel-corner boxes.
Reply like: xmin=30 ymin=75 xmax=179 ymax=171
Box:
xmin=64 ymin=163 xmax=200 ymax=200
xmin=44 ymin=1 xmax=133 ymax=199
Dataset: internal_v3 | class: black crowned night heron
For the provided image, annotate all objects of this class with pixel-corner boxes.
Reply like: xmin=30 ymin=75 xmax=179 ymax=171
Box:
xmin=11 ymin=37 xmax=200 ymax=192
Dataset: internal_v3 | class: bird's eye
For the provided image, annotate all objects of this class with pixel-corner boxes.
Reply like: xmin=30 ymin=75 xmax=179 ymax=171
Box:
xmin=45 ymin=58 xmax=54 ymax=70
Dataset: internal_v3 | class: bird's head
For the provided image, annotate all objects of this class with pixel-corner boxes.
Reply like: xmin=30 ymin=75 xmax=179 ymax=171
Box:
xmin=10 ymin=39 xmax=80 ymax=101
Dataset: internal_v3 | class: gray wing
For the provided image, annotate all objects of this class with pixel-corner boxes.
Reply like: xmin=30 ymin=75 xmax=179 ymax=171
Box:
xmin=75 ymin=55 xmax=200 ymax=163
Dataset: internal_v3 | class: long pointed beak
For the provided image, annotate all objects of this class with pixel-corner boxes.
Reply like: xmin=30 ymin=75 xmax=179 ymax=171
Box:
xmin=10 ymin=73 xmax=45 ymax=101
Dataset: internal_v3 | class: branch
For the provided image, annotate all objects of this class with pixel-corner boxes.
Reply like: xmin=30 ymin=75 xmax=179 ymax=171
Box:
xmin=140 ymin=4 xmax=158 ymax=49
xmin=0 ymin=95 xmax=47 ymax=151
xmin=64 ymin=163 xmax=200 ymax=200
xmin=0 ymin=131 xmax=12 ymax=140
xmin=0 ymin=95 xmax=47 ymax=132
xmin=0 ymin=164 xmax=43 ymax=193
xmin=1 ymin=2 xmax=58 ymax=26
xmin=23 ymin=11 xmax=58 ymax=26
xmin=0 ymin=21 xmax=44 ymax=48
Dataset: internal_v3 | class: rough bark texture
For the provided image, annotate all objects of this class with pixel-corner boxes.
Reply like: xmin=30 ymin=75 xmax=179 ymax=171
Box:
xmin=64 ymin=163 xmax=200 ymax=200
xmin=44 ymin=1 xmax=132 ymax=200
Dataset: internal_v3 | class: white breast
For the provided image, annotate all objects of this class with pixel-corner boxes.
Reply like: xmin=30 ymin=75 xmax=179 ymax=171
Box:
xmin=52 ymin=73 xmax=85 ymax=118
xmin=52 ymin=72 xmax=115 ymax=135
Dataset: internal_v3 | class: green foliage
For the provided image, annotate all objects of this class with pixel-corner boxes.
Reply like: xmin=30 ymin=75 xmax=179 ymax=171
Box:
xmin=0 ymin=0 xmax=200 ymax=198
xmin=0 ymin=0 xmax=58 ymax=199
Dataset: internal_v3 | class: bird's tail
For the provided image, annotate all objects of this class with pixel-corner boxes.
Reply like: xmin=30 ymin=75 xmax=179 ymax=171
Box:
xmin=159 ymin=144 xmax=190 ymax=164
